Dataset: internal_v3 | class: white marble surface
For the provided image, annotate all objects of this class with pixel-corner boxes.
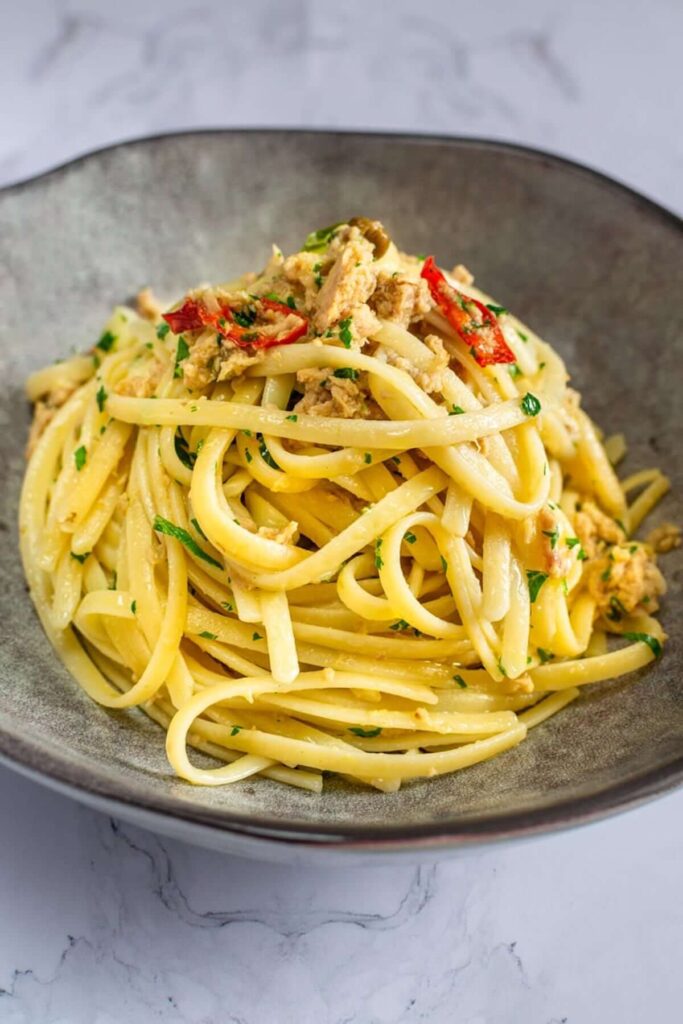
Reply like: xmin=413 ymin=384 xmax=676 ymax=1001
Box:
xmin=2 ymin=1 xmax=682 ymax=1021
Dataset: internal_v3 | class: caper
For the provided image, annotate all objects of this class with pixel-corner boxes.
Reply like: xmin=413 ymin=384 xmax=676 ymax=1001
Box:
xmin=348 ymin=217 xmax=391 ymax=259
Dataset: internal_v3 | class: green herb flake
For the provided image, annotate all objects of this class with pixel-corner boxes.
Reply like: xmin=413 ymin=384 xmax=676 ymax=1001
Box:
xmin=74 ymin=445 xmax=87 ymax=471
xmin=156 ymin=322 xmax=170 ymax=339
xmin=539 ymin=361 xmax=546 ymax=370
xmin=629 ymin=544 xmax=638 ymax=554
xmin=520 ymin=392 xmax=541 ymax=417
xmin=131 ymin=600 xmax=137 ymax=614
xmin=486 ymin=304 xmax=507 ymax=316
xmin=191 ymin=517 xmax=207 ymax=540
xmin=173 ymin=336 xmax=190 ymax=378
xmin=96 ymin=385 xmax=107 ymax=413
xmin=440 ymin=556 xmax=448 ymax=573
xmin=516 ymin=329 xmax=528 ymax=343
xmin=96 ymin=330 xmax=116 ymax=352
xmin=230 ymin=725 xmax=242 ymax=736
xmin=374 ymin=539 xmax=384 ymax=570
xmin=303 ymin=222 xmax=345 ymax=253
xmin=70 ymin=551 xmax=90 ymax=565
xmin=566 ymin=537 xmax=580 ymax=549
xmin=313 ymin=262 xmax=323 ymax=288
xmin=258 ymin=436 xmax=280 ymax=470
xmin=537 ymin=648 xmax=554 ymax=663
xmin=390 ymin=619 xmax=410 ymax=631
xmin=404 ymin=531 xmax=417 ymax=544
xmin=453 ymin=674 xmax=468 ymax=689
xmin=152 ymin=515 xmax=222 ymax=569
xmin=508 ymin=363 xmax=522 ymax=379
xmin=449 ymin=405 xmax=465 ymax=415
xmin=244 ymin=449 xmax=253 ymax=464
xmin=349 ymin=726 xmax=382 ymax=738
xmin=542 ymin=527 xmax=559 ymax=550
xmin=232 ymin=306 xmax=257 ymax=329
xmin=338 ymin=318 xmax=353 ymax=348
xmin=497 ymin=658 xmax=508 ymax=678
xmin=622 ymin=632 xmax=662 ymax=658
xmin=174 ymin=430 xmax=196 ymax=471
xmin=199 ymin=630 xmax=217 ymax=640
xmin=607 ymin=595 xmax=627 ymax=622
xmin=333 ymin=367 xmax=359 ymax=380
xmin=252 ymin=632 xmax=263 ymax=642
xmin=222 ymin=601 xmax=234 ymax=612
xmin=527 ymin=570 xmax=549 ymax=602
xmin=601 ymin=567 xmax=612 ymax=582
xmin=285 ymin=414 xmax=298 ymax=422
xmin=615 ymin=518 xmax=627 ymax=534
xmin=363 ymin=452 xmax=372 ymax=465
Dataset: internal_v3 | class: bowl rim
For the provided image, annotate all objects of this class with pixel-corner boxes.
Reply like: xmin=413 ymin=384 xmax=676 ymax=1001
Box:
xmin=2 ymin=128 xmax=681 ymax=851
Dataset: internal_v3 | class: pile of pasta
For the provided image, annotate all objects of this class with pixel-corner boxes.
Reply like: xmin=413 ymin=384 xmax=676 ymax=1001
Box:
xmin=20 ymin=222 xmax=672 ymax=793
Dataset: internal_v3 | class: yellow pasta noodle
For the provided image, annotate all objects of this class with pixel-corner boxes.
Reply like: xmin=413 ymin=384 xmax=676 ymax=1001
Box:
xmin=19 ymin=219 xmax=672 ymax=792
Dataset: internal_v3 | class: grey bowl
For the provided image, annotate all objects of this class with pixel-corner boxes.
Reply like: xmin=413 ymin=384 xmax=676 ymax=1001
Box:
xmin=0 ymin=131 xmax=681 ymax=862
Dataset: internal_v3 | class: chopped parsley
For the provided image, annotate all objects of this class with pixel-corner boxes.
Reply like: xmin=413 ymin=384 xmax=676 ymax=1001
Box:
xmin=338 ymin=318 xmax=353 ymax=348
xmin=497 ymin=658 xmax=508 ymax=678
xmin=199 ymin=630 xmax=217 ymax=640
xmin=486 ymin=304 xmax=507 ymax=316
xmin=258 ymin=436 xmax=279 ymax=469
xmin=313 ymin=262 xmax=323 ymax=288
xmin=537 ymin=648 xmax=554 ymax=663
xmin=349 ymin=726 xmax=382 ymax=738
xmin=404 ymin=531 xmax=417 ymax=544
xmin=363 ymin=452 xmax=372 ymax=465
xmin=109 ymin=571 xmax=117 ymax=590
xmin=244 ymin=449 xmax=253 ymax=463
xmin=390 ymin=619 xmax=410 ymax=631
xmin=303 ymin=222 xmax=345 ymax=253
xmin=252 ymin=632 xmax=263 ymax=642
xmin=152 ymin=515 xmax=222 ymax=568
xmin=440 ymin=556 xmax=448 ymax=573
xmin=222 ymin=601 xmax=234 ymax=612
xmin=622 ymin=632 xmax=662 ymax=658
xmin=607 ymin=595 xmax=627 ymax=622
xmin=516 ymin=329 xmax=528 ymax=343
xmin=374 ymin=539 xmax=384 ymax=570
xmin=156 ymin=322 xmax=170 ymax=339
xmin=449 ymin=405 xmax=465 ymax=415
xmin=566 ymin=537 xmax=581 ymax=549
xmin=96 ymin=385 xmax=107 ymax=413
xmin=453 ymin=674 xmax=468 ymax=688
xmin=173 ymin=336 xmax=190 ymax=378
xmin=230 ymin=725 xmax=242 ymax=736
xmin=191 ymin=517 xmax=207 ymax=540
xmin=600 ymin=567 xmax=612 ymax=582
xmin=131 ymin=600 xmax=137 ymax=614
xmin=527 ymin=569 xmax=549 ymax=602
xmin=333 ymin=367 xmax=359 ymax=380
xmin=231 ymin=305 xmax=257 ymax=328
xmin=74 ymin=445 xmax=87 ymax=471
xmin=174 ymin=430 xmax=196 ymax=470
xmin=520 ymin=392 xmax=541 ymax=417
xmin=70 ymin=551 xmax=90 ymax=565
xmin=96 ymin=330 xmax=116 ymax=352
xmin=542 ymin=527 xmax=559 ymax=550
xmin=285 ymin=414 xmax=298 ymax=422
xmin=508 ymin=363 xmax=522 ymax=379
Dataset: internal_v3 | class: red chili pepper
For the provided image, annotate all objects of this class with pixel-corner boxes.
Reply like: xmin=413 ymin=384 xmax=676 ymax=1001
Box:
xmin=420 ymin=256 xmax=515 ymax=366
xmin=162 ymin=297 xmax=308 ymax=350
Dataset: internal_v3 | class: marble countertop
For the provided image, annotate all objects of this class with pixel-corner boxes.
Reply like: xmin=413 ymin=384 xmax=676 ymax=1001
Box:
xmin=2 ymin=1 xmax=682 ymax=1021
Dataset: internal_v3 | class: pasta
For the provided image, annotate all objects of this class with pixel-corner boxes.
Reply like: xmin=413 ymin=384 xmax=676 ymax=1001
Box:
xmin=20 ymin=219 xmax=677 ymax=794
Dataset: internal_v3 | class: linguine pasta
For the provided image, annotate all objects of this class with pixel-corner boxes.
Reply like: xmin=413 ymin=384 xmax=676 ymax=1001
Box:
xmin=20 ymin=219 xmax=675 ymax=793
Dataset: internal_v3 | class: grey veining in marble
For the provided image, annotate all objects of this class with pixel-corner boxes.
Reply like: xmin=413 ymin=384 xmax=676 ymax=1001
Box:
xmin=1 ymin=1 xmax=682 ymax=1021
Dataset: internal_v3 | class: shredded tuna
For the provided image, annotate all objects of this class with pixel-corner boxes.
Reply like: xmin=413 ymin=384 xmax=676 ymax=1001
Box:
xmin=451 ymin=264 xmax=474 ymax=286
xmin=313 ymin=230 xmax=377 ymax=332
xmin=587 ymin=543 xmax=666 ymax=618
xmin=369 ymin=272 xmax=433 ymax=328
xmin=294 ymin=367 xmax=369 ymax=419
xmin=258 ymin=521 xmax=298 ymax=544
xmin=538 ymin=506 xmax=573 ymax=578
xmin=574 ymin=499 xmax=625 ymax=559
xmin=384 ymin=334 xmax=450 ymax=394
xmin=136 ymin=287 xmax=164 ymax=322
xmin=26 ymin=384 xmax=78 ymax=457
xmin=115 ymin=359 xmax=165 ymax=398
xmin=645 ymin=522 xmax=681 ymax=554
xmin=183 ymin=331 xmax=262 ymax=390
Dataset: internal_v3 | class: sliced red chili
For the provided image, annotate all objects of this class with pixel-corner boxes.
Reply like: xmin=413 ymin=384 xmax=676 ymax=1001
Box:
xmin=420 ymin=256 xmax=515 ymax=366
xmin=162 ymin=297 xmax=308 ymax=350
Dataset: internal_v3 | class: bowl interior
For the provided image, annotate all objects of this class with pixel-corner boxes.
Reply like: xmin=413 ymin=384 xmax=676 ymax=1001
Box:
xmin=0 ymin=132 xmax=681 ymax=844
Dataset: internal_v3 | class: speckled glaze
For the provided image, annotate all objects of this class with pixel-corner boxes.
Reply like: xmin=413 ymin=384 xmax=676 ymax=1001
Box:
xmin=0 ymin=132 xmax=681 ymax=860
